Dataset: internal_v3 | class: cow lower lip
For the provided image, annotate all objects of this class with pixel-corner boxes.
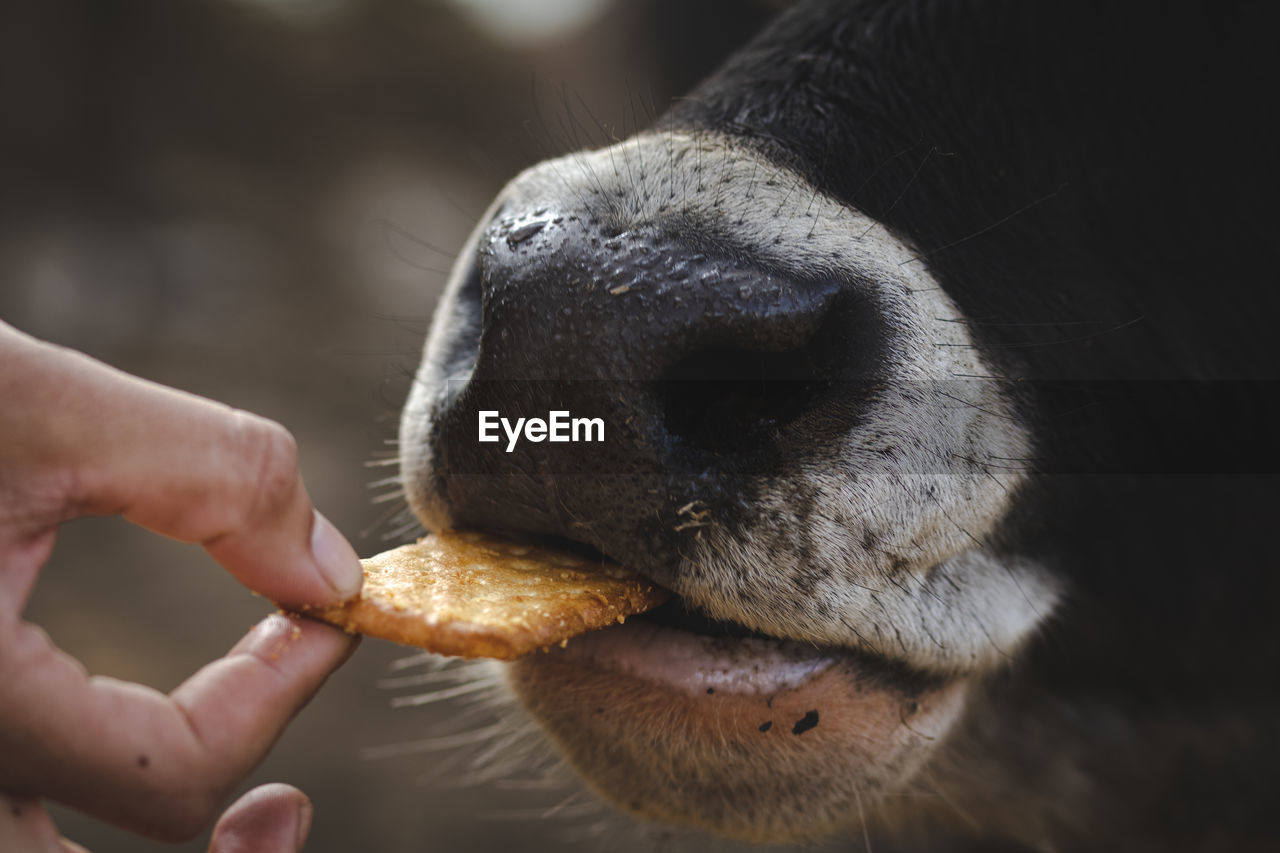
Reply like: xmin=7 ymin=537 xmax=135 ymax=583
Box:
xmin=555 ymin=618 xmax=840 ymax=695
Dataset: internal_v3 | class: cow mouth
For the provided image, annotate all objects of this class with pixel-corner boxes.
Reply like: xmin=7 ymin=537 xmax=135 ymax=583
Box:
xmin=415 ymin=526 xmax=972 ymax=841
xmin=509 ymin=527 xmax=962 ymax=706
xmin=502 ymin=539 xmax=970 ymax=841
xmin=518 ymin=532 xmax=947 ymax=697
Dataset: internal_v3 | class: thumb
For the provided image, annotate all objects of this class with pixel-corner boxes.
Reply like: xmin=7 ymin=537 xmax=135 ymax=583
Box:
xmin=208 ymin=784 xmax=312 ymax=853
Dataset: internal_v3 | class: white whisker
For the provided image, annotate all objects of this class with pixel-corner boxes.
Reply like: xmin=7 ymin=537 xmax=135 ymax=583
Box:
xmin=361 ymin=722 xmax=507 ymax=760
xmin=377 ymin=666 xmax=485 ymax=688
xmin=389 ymin=678 xmax=497 ymax=707
xmin=388 ymin=650 xmax=439 ymax=671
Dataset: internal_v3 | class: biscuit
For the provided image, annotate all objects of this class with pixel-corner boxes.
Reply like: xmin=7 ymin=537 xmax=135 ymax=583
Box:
xmin=311 ymin=530 xmax=669 ymax=660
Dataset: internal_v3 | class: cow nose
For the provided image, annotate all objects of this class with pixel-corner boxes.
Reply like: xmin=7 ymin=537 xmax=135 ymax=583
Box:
xmin=424 ymin=206 xmax=872 ymax=573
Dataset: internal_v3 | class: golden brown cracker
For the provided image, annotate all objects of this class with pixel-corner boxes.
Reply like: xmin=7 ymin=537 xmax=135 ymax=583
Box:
xmin=311 ymin=530 xmax=668 ymax=660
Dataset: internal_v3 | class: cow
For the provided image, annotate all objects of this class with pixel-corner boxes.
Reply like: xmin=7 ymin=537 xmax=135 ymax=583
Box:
xmin=395 ymin=0 xmax=1280 ymax=848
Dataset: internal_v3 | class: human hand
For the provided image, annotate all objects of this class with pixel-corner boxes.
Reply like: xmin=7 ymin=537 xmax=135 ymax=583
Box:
xmin=0 ymin=320 xmax=364 ymax=851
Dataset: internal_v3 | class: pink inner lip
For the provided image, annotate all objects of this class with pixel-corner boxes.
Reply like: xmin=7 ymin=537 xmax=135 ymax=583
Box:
xmin=557 ymin=618 xmax=839 ymax=695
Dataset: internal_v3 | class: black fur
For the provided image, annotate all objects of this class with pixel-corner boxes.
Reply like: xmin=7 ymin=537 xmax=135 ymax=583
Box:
xmin=659 ymin=0 xmax=1280 ymax=844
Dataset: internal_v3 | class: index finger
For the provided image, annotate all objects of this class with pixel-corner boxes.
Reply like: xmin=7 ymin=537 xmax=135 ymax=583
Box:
xmin=0 ymin=323 xmax=363 ymax=608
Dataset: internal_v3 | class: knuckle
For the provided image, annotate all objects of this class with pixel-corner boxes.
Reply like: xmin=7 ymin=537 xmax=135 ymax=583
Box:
xmin=228 ymin=411 xmax=300 ymax=527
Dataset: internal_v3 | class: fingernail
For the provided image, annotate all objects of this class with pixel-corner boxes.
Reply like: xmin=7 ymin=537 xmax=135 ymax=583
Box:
xmin=293 ymin=798 xmax=313 ymax=852
xmin=309 ymin=510 xmax=363 ymax=600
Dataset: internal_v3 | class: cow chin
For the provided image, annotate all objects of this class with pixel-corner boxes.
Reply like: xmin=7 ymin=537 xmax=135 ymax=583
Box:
xmin=507 ymin=622 xmax=969 ymax=843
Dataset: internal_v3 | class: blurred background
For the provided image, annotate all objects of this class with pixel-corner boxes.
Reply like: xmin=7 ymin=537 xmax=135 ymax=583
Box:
xmin=0 ymin=0 xmax=787 ymax=850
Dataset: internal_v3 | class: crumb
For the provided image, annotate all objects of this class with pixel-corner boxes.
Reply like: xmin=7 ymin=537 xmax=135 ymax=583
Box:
xmin=759 ymin=721 xmax=772 ymax=732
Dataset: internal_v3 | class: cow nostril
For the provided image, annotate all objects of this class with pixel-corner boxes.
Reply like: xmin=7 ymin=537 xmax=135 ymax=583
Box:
xmin=658 ymin=313 xmax=846 ymax=454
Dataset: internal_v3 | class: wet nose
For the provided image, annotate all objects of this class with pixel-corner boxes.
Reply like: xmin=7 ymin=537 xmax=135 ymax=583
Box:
xmin=424 ymin=205 xmax=874 ymax=575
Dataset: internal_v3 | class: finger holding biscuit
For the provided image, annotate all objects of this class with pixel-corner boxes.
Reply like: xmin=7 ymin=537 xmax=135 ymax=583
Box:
xmin=0 ymin=320 xmax=364 ymax=608
xmin=0 ymin=320 xmax=361 ymax=847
